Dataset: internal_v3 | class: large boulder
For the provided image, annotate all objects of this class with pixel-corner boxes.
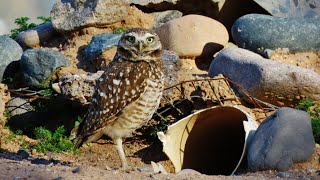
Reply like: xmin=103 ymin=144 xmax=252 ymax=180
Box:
xmin=248 ymin=107 xmax=315 ymax=171
xmin=51 ymin=0 xmax=130 ymax=31
xmin=253 ymin=0 xmax=320 ymax=18
xmin=232 ymin=14 xmax=320 ymax=53
xmin=208 ymin=48 xmax=320 ymax=106
xmin=156 ymin=15 xmax=228 ymax=57
xmin=20 ymin=48 xmax=70 ymax=87
xmin=0 ymin=36 xmax=23 ymax=81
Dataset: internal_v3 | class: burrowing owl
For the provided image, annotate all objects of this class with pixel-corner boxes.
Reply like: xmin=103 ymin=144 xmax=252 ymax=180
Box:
xmin=74 ymin=28 xmax=164 ymax=170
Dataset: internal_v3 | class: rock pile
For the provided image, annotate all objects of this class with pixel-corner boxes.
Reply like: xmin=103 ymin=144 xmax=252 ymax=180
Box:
xmin=0 ymin=0 xmax=319 ymax=177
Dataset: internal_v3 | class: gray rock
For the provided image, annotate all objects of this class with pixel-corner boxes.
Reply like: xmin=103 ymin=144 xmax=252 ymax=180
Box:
xmin=151 ymin=10 xmax=183 ymax=29
xmin=72 ymin=166 xmax=81 ymax=173
xmin=276 ymin=172 xmax=292 ymax=178
xmin=20 ymin=48 xmax=70 ymax=87
xmin=137 ymin=166 xmax=153 ymax=172
xmin=84 ymin=33 xmax=122 ymax=61
xmin=247 ymin=107 xmax=315 ymax=171
xmin=31 ymin=158 xmax=56 ymax=165
xmin=254 ymin=0 xmax=320 ymax=18
xmin=16 ymin=22 xmax=57 ymax=49
xmin=51 ymin=0 xmax=130 ymax=31
xmin=162 ymin=50 xmax=181 ymax=88
xmin=52 ymin=177 xmax=64 ymax=180
xmin=59 ymin=71 xmax=104 ymax=105
xmin=6 ymin=97 xmax=32 ymax=117
xmin=0 ymin=35 xmax=23 ymax=81
xmin=17 ymin=149 xmax=30 ymax=159
xmin=208 ymin=48 xmax=320 ymax=106
xmin=232 ymin=14 xmax=320 ymax=53
xmin=5 ymin=97 xmax=38 ymax=130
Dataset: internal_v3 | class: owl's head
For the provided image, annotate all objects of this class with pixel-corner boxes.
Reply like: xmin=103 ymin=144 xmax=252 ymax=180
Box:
xmin=117 ymin=28 xmax=162 ymax=62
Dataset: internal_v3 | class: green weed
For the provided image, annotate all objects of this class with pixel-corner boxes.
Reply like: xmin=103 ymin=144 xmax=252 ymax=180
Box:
xmin=10 ymin=16 xmax=51 ymax=39
xmin=149 ymin=119 xmax=168 ymax=139
xmin=296 ymin=99 xmax=320 ymax=143
xmin=32 ymin=126 xmax=74 ymax=153
xmin=38 ymin=88 xmax=53 ymax=97
xmin=113 ymin=27 xmax=128 ymax=34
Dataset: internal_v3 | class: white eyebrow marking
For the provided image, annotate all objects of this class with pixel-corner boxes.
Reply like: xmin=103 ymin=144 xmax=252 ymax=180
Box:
xmin=133 ymin=32 xmax=155 ymax=42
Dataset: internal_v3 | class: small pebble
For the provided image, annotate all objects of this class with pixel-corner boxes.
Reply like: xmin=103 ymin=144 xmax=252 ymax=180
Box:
xmin=52 ymin=177 xmax=64 ymax=180
xmin=277 ymin=172 xmax=292 ymax=178
xmin=137 ymin=166 xmax=153 ymax=172
xmin=262 ymin=49 xmax=273 ymax=59
xmin=72 ymin=166 xmax=81 ymax=173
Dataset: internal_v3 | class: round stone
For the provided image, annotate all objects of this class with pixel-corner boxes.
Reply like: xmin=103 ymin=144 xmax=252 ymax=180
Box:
xmin=232 ymin=14 xmax=320 ymax=53
xmin=156 ymin=14 xmax=229 ymax=57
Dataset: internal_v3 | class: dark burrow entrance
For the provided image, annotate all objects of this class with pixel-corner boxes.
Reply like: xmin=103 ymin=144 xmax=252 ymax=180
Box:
xmin=181 ymin=106 xmax=249 ymax=175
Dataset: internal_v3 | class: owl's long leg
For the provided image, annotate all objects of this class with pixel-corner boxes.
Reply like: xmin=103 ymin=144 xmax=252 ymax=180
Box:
xmin=114 ymin=138 xmax=129 ymax=169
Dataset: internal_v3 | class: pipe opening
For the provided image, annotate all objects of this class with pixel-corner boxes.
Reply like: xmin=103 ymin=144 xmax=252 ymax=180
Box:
xmin=181 ymin=107 xmax=248 ymax=175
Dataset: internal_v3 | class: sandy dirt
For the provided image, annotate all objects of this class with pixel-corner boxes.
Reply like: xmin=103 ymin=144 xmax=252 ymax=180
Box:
xmin=271 ymin=50 xmax=320 ymax=74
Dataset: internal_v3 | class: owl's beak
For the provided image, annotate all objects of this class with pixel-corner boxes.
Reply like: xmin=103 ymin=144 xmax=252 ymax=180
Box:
xmin=138 ymin=41 xmax=143 ymax=53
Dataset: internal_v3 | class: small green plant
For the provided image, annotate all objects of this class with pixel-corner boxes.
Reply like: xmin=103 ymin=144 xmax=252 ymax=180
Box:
xmin=36 ymin=81 xmax=51 ymax=89
xmin=37 ymin=16 xmax=51 ymax=24
xmin=149 ymin=119 xmax=168 ymax=139
xmin=296 ymin=99 xmax=320 ymax=143
xmin=15 ymin=129 xmax=23 ymax=135
xmin=4 ymin=109 xmax=12 ymax=121
xmin=38 ymin=88 xmax=53 ymax=97
xmin=10 ymin=16 xmax=51 ymax=39
xmin=74 ymin=116 xmax=83 ymax=128
xmin=113 ymin=27 xmax=128 ymax=34
xmin=32 ymin=126 xmax=74 ymax=153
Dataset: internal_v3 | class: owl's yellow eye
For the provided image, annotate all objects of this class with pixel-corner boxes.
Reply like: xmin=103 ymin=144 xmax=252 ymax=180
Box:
xmin=127 ymin=36 xmax=135 ymax=43
xmin=146 ymin=37 xmax=154 ymax=43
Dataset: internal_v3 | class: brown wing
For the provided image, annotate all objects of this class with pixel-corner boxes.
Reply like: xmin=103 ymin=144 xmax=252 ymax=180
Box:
xmin=78 ymin=54 xmax=150 ymax=138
